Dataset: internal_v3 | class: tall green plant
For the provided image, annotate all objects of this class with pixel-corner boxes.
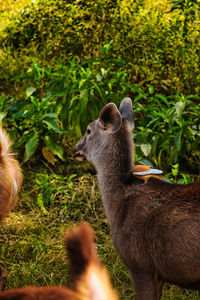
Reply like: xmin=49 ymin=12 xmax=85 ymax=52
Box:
xmin=1 ymin=56 xmax=199 ymax=174
xmin=1 ymin=86 xmax=64 ymax=163
xmin=133 ymin=91 xmax=200 ymax=172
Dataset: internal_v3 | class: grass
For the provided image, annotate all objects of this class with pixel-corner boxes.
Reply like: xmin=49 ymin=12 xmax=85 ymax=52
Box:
xmin=0 ymin=150 xmax=199 ymax=299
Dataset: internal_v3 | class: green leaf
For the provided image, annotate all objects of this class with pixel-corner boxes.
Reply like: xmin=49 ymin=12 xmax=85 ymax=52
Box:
xmin=175 ymin=133 xmax=181 ymax=151
xmin=180 ymin=173 xmax=192 ymax=184
xmin=100 ymin=40 xmax=113 ymax=54
xmin=37 ymin=193 xmax=48 ymax=215
xmin=24 ymin=132 xmax=39 ymax=162
xmin=42 ymin=113 xmax=57 ymax=118
xmin=42 ymin=147 xmax=57 ymax=165
xmin=79 ymin=79 xmax=86 ymax=88
xmin=43 ymin=117 xmax=61 ymax=132
xmin=44 ymin=135 xmax=64 ymax=160
xmin=175 ymin=101 xmax=185 ymax=118
xmin=172 ymin=164 xmax=179 ymax=176
xmin=8 ymin=99 xmax=27 ymax=112
xmin=0 ymin=112 xmax=6 ymax=122
xmin=54 ymin=91 xmax=66 ymax=97
xmin=140 ymin=144 xmax=151 ymax=157
xmin=148 ymin=85 xmax=154 ymax=95
xmin=155 ymin=94 xmax=170 ymax=106
xmin=82 ymin=58 xmax=101 ymax=65
xmin=137 ymin=158 xmax=154 ymax=168
xmin=26 ymin=87 xmax=36 ymax=98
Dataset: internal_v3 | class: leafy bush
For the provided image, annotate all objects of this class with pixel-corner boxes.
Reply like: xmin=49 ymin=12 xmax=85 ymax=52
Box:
xmin=0 ymin=81 xmax=64 ymax=164
xmin=1 ymin=0 xmax=200 ymax=95
xmin=134 ymin=91 xmax=200 ymax=173
xmin=0 ymin=55 xmax=129 ymax=163
xmin=1 ymin=58 xmax=199 ymax=175
xmin=8 ymin=54 xmax=128 ymax=130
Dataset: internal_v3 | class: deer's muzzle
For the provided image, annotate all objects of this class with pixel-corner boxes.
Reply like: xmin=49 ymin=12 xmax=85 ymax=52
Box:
xmin=72 ymin=148 xmax=87 ymax=161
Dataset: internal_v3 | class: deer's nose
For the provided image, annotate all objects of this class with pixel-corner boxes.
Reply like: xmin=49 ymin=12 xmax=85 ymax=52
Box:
xmin=72 ymin=147 xmax=87 ymax=161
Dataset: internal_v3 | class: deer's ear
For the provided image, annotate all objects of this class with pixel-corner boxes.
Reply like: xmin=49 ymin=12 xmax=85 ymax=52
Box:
xmin=119 ymin=97 xmax=134 ymax=131
xmin=99 ymin=103 xmax=122 ymax=133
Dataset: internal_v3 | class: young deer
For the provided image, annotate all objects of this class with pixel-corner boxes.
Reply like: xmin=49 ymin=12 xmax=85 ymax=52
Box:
xmin=0 ymin=127 xmax=22 ymax=224
xmin=73 ymin=98 xmax=200 ymax=300
xmin=0 ymin=223 xmax=118 ymax=300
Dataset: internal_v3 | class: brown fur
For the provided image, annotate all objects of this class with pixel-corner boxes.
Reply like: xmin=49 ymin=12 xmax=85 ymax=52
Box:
xmin=0 ymin=223 xmax=118 ymax=300
xmin=73 ymin=98 xmax=200 ymax=299
xmin=0 ymin=127 xmax=22 ymax=223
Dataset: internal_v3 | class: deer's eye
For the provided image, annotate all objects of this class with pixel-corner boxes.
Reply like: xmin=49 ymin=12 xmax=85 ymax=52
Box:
xmin=87 ymin=128 xmax=91 ymax=135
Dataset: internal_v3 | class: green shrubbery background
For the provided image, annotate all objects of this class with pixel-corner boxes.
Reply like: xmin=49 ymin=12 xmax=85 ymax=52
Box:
xmin=1 ymin=0 xmax=200 ymax=95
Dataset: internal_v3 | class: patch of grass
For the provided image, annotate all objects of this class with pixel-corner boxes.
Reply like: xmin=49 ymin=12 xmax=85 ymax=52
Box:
xmin=0 ymin=159 xmax=199 ymax=299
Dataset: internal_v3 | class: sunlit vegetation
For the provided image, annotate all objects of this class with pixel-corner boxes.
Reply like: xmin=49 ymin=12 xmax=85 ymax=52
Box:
xmin=0 ymin=0 xmax=200 ymax=299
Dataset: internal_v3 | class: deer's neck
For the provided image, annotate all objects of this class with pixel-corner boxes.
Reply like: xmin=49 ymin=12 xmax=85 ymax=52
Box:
xmin=94 ymin=130 xmax=134 ymax=222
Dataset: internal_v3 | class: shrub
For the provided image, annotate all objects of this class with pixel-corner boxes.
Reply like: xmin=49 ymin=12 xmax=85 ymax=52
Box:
xmin=1 ymin=58 xmax=199 ymax=174
xmin=0 ymin=56 xmax=128 ymax=163
xmin=1 ymin=0 xmax=200 ymax=95
xmin=133 ymin=91 xmax=200 ymax=173
xmin=0 ymin=81 xmax=64 ymax=164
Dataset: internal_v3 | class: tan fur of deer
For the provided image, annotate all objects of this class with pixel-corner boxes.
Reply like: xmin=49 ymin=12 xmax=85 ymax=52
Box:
xmin=0 ymin=127 xmax=22 ymax=223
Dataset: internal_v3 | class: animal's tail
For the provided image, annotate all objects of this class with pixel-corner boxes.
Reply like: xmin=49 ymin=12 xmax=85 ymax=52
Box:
xmin=0 ymin=223 xmax=118 ymax=300
xmin=0 ymin=127 xmax=22 ymax=223
xmin=0 ymin=128 xmax=12 ymax=158
xmin=65 ymin=222 xmax=118 ymax=300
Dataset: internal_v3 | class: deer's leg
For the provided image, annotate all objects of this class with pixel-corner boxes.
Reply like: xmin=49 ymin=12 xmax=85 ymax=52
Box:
xmin=154 ymin=273 xmax=164 ymax=299
xmin=0 ymin=265 xmax=7 ymax=291
xmin=130 ymin=270 xmax=163 ymax=300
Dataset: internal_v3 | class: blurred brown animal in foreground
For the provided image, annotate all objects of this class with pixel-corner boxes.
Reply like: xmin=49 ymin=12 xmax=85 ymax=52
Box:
xmin=0 ymin=223 xmax=118 ymax=300
xmin=0 ymin=127 xmax=22 ymax=224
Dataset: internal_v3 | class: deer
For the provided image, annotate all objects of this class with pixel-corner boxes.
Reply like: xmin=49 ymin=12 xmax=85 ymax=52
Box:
xmin=0 ymin=222 xmax=118 ymax=300
xmin=72 ymin=97 xmax=200 ymax=300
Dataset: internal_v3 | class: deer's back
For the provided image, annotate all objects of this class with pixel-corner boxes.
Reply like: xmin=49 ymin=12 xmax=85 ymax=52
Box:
xmin=110 ymin=179 xmax=200 ymax=285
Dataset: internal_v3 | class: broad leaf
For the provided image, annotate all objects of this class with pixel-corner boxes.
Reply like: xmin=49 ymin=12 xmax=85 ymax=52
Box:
xmin=24 ymin=132 xmax=39 ymax=162
xmin=43 ymin=117 xmax=61 ymax=132
xmin=42 ymin=147 xmax=57 ymax=165
xmin=175 ymin=101 xmax=185 ymax=118
xmin=141 ymin=143 xmax=151 ymax=157
xmin=137 ymin=158 xmax=154 ymax=168
xmin=43 ymin=113 xmax=57 ymax=118
xmin=44 ymin=135 xmax=64 ymax=160
xmin=26 ymin=87 xmax=36 ymax=98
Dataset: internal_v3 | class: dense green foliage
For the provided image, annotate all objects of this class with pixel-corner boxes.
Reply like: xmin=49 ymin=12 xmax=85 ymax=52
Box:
xmin=134 ymin=92 xmax=200 ymax=173
xmin=1 ymin=57 xmax=199 ymax=174
xmin=1 ymin=0 xmax=200 ymax=94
